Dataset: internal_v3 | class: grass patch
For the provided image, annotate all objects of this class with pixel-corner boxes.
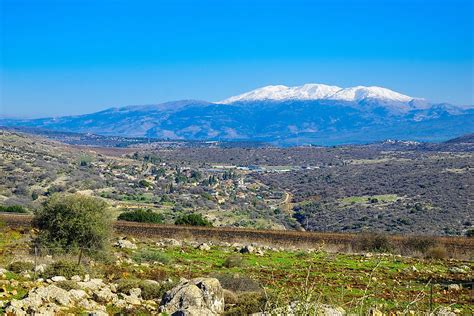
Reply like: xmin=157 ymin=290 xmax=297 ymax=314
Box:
xmin=132 ymin=248 xmax=172 ymax=264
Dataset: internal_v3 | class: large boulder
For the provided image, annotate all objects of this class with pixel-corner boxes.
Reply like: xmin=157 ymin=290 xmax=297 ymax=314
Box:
xmin=160 ymin=278 xmax=224 ymax=315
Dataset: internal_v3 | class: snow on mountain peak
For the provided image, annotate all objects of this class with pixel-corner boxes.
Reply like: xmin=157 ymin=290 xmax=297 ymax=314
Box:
xmin=219 ymin=84 xmax=420 ymax=104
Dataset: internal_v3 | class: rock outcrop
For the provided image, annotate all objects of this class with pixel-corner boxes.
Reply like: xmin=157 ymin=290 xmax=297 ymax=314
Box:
xmin=160 ymin=277 xmax=224 ymax=315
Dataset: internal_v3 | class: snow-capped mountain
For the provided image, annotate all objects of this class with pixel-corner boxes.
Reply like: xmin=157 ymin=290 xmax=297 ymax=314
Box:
xmin=220 ymin=84 xmax=342 ymax=103
xmin=1 ymin=83 xmax=472 ymax=146
xmin=220 ymin=84 xmax=421 ymax=104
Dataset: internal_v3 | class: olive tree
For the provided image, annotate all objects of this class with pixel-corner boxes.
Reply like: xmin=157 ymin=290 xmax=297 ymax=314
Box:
xmin=34 ymin=193 xmax=112 ymax=257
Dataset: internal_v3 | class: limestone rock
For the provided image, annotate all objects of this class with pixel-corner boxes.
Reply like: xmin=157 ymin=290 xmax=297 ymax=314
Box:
xmin=115 ymin=239 xmax=137 ymax=249
xmin=160 ymin=277 xmax=224 ymax=316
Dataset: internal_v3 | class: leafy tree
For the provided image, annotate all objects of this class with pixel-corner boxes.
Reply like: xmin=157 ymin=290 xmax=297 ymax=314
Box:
xmin=33 ymin=193 xmax=112 ymax=257
xmin=175 ymin=213 xmax=212 ymax=226
xmin=118 ymin=209 xmax=164 ymax=224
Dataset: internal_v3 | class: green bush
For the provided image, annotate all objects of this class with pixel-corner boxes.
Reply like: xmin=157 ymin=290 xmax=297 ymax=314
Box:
xmin=8 ymin=261 xmax=35 ymax=273
xmin=222 ymin=254 xmax=244 ymax=268
xmin=224 ymin=291 xmax=268 ymax=316
xmin=214 ymin=273 xmax=261 ymax=293
xmin=33 ymin=193 xmax=112 ymax=257
xmin=175 ymin=213 xmax=212 ymax=227
xmin=132 ymin=249 xmax=171 ymax=264
xmin=43 ymin=260 xmax=85 ymax=279
xmin=116 ymin=279 xmax=174 ymax=300
xmin=466 ymin=229 xmax=474 ymax=237
xmin=56 ymin=280 xmax=80 ymax=291
xmin=118 ymin=209 xmax=164 ymax=224
xmin=0 ymin=205 xmax=28 ymax=213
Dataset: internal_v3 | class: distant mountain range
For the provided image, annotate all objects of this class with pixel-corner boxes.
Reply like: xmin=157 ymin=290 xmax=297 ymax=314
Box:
xmin=1 ymin=84 xmax=473 ymax=146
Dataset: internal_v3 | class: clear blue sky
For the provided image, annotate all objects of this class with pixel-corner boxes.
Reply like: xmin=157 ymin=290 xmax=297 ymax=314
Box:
xmin=1 ymin=0 xmax=473 ymax=117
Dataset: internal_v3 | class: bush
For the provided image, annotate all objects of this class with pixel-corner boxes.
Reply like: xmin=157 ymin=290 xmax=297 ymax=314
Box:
xmin=424 ymin=246 xmax=448 ymax=259
xmin=132 ymin=249 xmax=171 ymax=264
xmin=9 ymin=261 xmax=35 ymax=273
xmin=0 ymin=205 xmax=28 ymax=213
xmin=175 ymin=213 xmax=212 ymax=227
xmin=356 ymin=232 xmax=392 ymax=253
xmin=116 ymin=279 xmax=174 ymax=300
xmin=466 ymin=229 xmax=474 ymax=237
xmin=214 ymin=273 xmax=262 ymax=293
xmin=56 ymin=280 xmax=80 ymax=291
xmin=224 ymin=291 xmax=268 ymax=316
xmin=43 ymin=260 xmax=85 ymax=279
xmin=118 ymin=209 xmax=164 ymax=224
xmin=402 ymin=236 xmax=437 ymax=253
xmin=33 ymin=193 xmax=112 ymax=257
xmin=222 ymin=254 xmax=244 ymax=268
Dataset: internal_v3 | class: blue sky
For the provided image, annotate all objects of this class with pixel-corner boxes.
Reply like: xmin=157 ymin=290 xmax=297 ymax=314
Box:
xmin=1 ymin=0 xmax=473 ymax=117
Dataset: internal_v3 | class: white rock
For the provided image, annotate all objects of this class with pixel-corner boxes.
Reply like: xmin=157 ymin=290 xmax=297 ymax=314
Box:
xmin=71 ymin=275 xmax=82 ymax=282
xmin=160 ymin=277 xmax=224 ymax=315
xmin=69 ymin=289 xmax=88 ymax=302
xmin=115 ymin=239 xmax=137 ymax=249
xmin=51 ymin=276 xmax=67 ymax=282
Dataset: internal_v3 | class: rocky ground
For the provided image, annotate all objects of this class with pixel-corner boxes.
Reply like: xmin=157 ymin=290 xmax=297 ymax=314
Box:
xmin=0 ymin=227 xmax=473 ymax=315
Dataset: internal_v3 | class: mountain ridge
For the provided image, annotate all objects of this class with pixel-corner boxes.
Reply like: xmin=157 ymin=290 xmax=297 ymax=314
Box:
xmin=1 ymin=84 xmax=472 ymax=146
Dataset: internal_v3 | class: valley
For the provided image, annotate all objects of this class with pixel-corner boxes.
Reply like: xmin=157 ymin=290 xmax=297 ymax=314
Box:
xmin=1 ymin=129 xmax=472 ymax=236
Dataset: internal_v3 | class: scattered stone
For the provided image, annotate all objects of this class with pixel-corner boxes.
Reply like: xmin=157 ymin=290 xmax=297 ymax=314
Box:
xmin=447 ymin=284 xmax=461 ymax=291
xmin=435 ymin=307 xmax=456 ymax=316
xmin=197 ymin=243 xmax=211 ymax=251
xmin=160 ymin=277 xmax=224 ymax=315
xmin=51 ymin=276 xmax=67 ymax=282
xmin=93 ymin=286 xmax=118 ymax=303
xmin=115 ymin=239 xmax=137 ymax=249
xmin=240 ymin=245 xmax=255 ymax=254
xmin=70 ymin=275 xmax=81 ymax=282
xmin=34 ymin=264 xmax=47 ymax=274
xmin=69 ymin=289 xmax=88 ymax=302
xmin=449 ymin=267 xmax=468 ymax=274
xmin=78 ymin=278 xmax=106 ymax=291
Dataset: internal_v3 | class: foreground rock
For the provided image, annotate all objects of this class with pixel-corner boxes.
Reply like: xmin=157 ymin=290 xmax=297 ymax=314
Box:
xmin=5 ymin=277 xmax=150 ymax=315
xmin=160 ymin=277 xmax=224 ymax=315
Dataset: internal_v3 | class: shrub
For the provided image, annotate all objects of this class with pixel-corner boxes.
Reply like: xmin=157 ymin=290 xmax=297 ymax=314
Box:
xmin=33 ymin=193 xmax=112 ymax=257
xmin=43 ymin=260 xmax=85 ymax=279
xmin=222 ymin=254 xmax=244 ymax=268
xmin=424 ymin=246 xmax=448 ymax=259
xmin=224 ymin=291 xmax=268 ymax=316
xmin=175 ymin=213 xmax=212 ymax=227
xmin=0 ymin=205 xmax=28 ymax=213
xmin=132 ymin=249 xmax=171 ymax=264
xmin=356 ymin=232 xmax=392 ymax=253
xmin=118 ymin=209 xmax=164 ymax=224
xmin=402 ymin=236 xmax=437 ymax=253
xmin=8 ymin=261 xmax=35 ymax=273
xmin=466 ymin=229 xmax=474 ymax=237
xmin=56 ymin=280 xmax=80 ymax=291
xmin=214 ymin=273 xmax=261 ymax=293
xmin=116 ymin=279 xmax=174 ymax=300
